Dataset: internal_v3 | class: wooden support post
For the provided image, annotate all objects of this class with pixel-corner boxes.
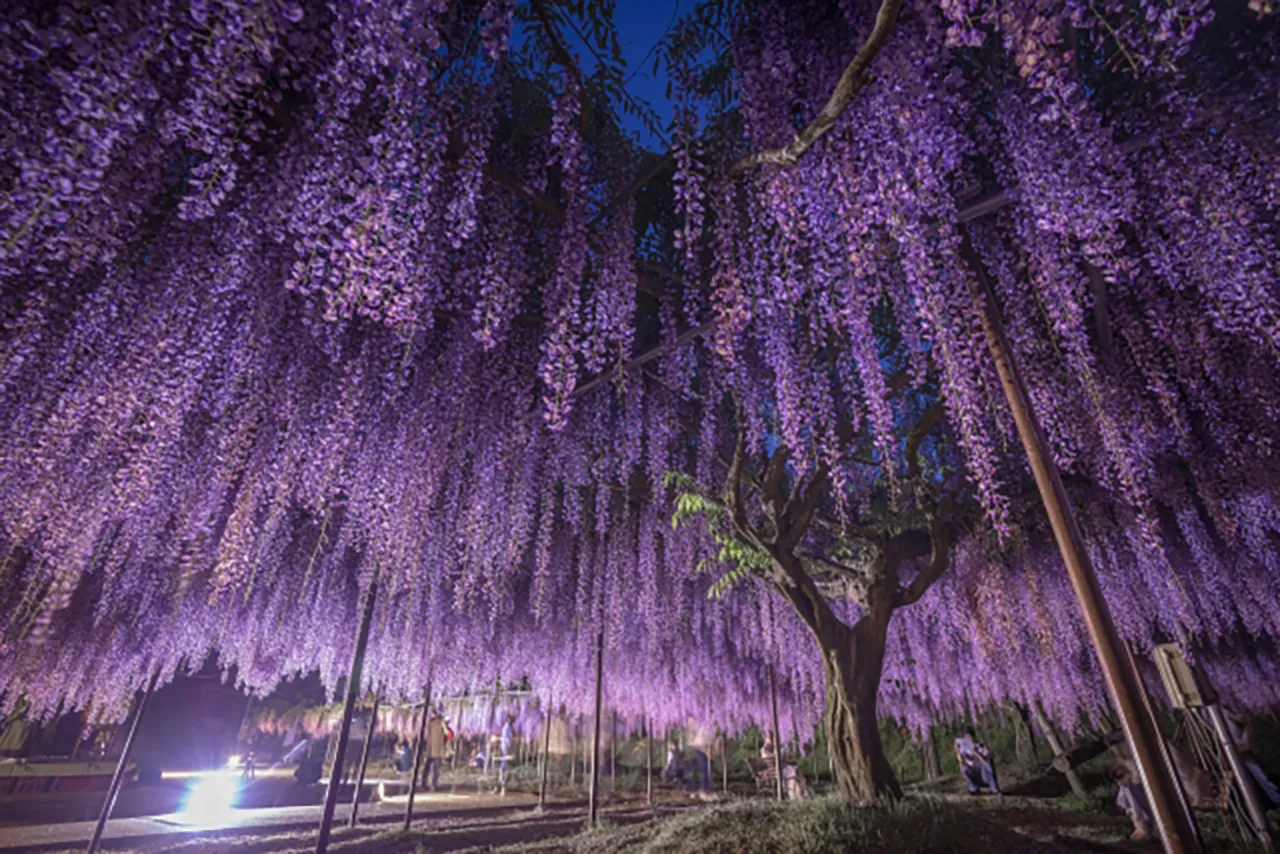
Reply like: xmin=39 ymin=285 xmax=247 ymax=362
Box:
xmin=538 ymin=691 xmax=553 ymax=812
xmin=958 ymin=230 xmax=1201 ymax=854
xmin=316 ymin=581 xmax=377 ymax=854
xmin=1204 ymin=705 xmax=1274 ymax=852
xmin=570 ymin=727 xmax=577 ymax=788
xmin=86 ymin=670 xmax=158 ymax=854
xmin=588 ymin=631 xmax=604 ymax=828
xmin=1174 ymin=628 xmax=1275 ymax=852
xmin=403 ymin=684 xmax=431 ymax=833
xmin=645 ymin=717 xmax=653 ymax=806
xmin=348 ymin=693 xmax=380 ymax=827
xmin=769 ymin=667 xmax=783 ymax=803
xmin=722 ymin=735 xmax=728 ymax=794
xmin=1033 ymin=703 xmax=1086 ymax=798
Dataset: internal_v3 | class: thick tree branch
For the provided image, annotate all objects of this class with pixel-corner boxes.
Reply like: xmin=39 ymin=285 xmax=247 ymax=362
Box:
xmin=804 ymin=553 xmax=869 ymax=579
xmin=728 ymin=0 xmax=905 ymax=173
xmin=896 ymin=516 xmax=951 ymax=607
xmin=723 ymin=402 xmax=752 ymax=538
xmin=761 ymin=444 xmax=790 ymax=519
xmin=905 ymin=401 xmax=946 ymax=482
xmin=779 ymin=465 xmax=828 ymax=551
xmin=771 ymin=549 xmax=845 ymax=638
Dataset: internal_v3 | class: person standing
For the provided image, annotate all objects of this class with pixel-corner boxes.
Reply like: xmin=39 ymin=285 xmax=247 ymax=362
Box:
xmin=686 ymin=718 xmax=714 ymax=794
xmin=662 ymin=736 xmax=685 ymax=784
xmin=496 ymin=711 xmax=516 ymax=795
xmin=424 ymin=706 xmax=448 ymax=792
xmin=1112 ymin=745 xmax=1154 ymax=842
xmin=241 ymin=749 xmax=256 ymax=781
xmin=954 ymin=728 xmax=1000 ymax=795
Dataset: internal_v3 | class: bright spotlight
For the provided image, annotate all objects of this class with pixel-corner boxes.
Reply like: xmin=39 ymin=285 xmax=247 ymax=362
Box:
xmin=180 ymin=773 xmax=240 ymax=827
xmin=225 ymin=754 xmax=241 ymax=769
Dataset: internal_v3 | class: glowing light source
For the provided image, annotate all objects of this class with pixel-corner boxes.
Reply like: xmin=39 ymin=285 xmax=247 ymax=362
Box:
xmin=180 ymin=773 xmax=240 ymax=827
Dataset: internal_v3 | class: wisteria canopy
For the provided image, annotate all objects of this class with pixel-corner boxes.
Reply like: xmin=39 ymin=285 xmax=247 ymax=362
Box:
xmin=1 ymin=0 xmax=1279 ymax=788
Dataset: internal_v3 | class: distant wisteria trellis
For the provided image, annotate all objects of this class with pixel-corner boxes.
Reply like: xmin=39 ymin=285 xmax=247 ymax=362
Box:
xmin=0 ymin=0 xmax=1278 ymax=739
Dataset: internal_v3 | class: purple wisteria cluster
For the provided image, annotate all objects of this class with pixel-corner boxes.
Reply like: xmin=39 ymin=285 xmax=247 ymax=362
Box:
xmin=0 ymin=0 xmax=1278 ymax=743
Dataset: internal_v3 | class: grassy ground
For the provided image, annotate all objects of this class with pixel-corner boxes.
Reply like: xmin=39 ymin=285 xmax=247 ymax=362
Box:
xmin=468 ymin=793 xmax=1280 ymax=854
xmin=37 ymin=788 xmax=1278 ymax=853
xmin=464 ymin=795 xmax=1126 ymax=854
xmin=31 ymin=722 xmax=1278 ymax=854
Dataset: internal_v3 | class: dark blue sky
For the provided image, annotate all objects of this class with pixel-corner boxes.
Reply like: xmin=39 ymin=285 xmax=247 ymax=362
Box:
xmin=545 ymin=0 xmax=686 ymax=151
xmin=606 ymin=0 xmax=682 ymax=147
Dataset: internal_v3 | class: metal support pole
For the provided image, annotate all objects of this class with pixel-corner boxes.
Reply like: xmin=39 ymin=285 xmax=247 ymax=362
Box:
xmin=769 ymin=667 xmax=783 ymax=803
xmin=403 ymin=683 xmax=431 ymax=832
xmin=316 ymin=581 xmax=377 ymax=854
xmin=348 ymin=694 xmax=380 ymax=828
xmin=610 ymin=711 xmax=617 ymax=792
xmin=86 ymin=670 xmax=158 ymax=854
xmin=588 ymin=630 xmax=604 ymax=828
xmin=958 ymin=231 xmax=1201 ymax=854
xmin=645 ymin=717 xmax=653 ymax=806
xmin=538 ymin=691 xmax=553 ymax=812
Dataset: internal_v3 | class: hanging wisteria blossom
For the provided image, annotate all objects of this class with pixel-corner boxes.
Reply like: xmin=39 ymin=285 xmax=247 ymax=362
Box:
xmin=0 ymin=0 xmax=1277 ymax=812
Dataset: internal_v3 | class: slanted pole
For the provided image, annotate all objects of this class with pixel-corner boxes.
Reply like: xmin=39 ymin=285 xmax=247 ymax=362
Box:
xmin=403 ymin=683 xmax=431 ymax=832
xmin=1175 ymin=628 xmax=1275 ymax=852
xmin=348 ymin=693 xmax=380 ymax=827
xmin=538 ymin=691 xmax=553 ymax=811
xmin=769 ymin=667 xmax=783 ymax=803
xmin=958 ymin=231 xmax=1201 ymax=854
xmin=1204 ymin=705 xmax=1274 ymax=852
xmin=316 ymin=581 xmax=377 ymax=854
xmin=588 ymin=630 xmax=604 ymax=828
xmin=1033 ymin=703 xmax=1086 ymax=798
xmin=645 ymin=716 xmax=653 ymax=806
xmin=86 ymin=670 xmax=158 ymax=854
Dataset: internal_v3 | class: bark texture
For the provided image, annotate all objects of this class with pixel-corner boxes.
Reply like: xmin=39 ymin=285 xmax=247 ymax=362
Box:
xmin=821 ymin=616 xmax=903 ymax=802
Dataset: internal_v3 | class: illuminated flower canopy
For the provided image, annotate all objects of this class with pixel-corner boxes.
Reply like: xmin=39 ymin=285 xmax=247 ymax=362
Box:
xmin=0 ymin=1 xmax=1277 ymax=738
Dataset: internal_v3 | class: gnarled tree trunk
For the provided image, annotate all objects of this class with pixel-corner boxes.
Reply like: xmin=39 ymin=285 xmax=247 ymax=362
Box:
xmin=819 ymin=609 xmax=902 ymax=804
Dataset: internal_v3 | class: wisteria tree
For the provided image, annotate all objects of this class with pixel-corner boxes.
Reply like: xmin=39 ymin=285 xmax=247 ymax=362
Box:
xmin=666 ymin=0 xmax=1280 ymax=804
xmin=0 ymin=1 xmax=1278 ymax=822
xmin=671 ymin=358 xmax=978 ymax=801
